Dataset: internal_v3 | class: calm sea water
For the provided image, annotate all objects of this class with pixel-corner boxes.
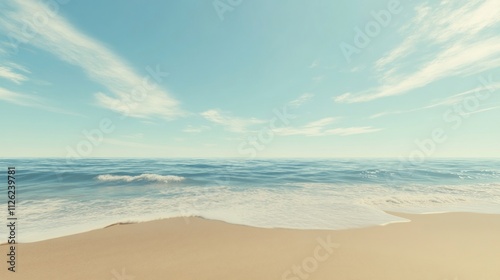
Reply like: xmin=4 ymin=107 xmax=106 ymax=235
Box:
xmin=1 ymin=158 xmax=499 ymax=242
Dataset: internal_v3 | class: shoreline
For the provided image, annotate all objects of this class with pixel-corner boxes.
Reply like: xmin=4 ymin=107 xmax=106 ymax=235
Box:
xmin=1 ymin=211 xmax=500 ymax=279
xmin=3 ymin=209 xmax=500 ymax=244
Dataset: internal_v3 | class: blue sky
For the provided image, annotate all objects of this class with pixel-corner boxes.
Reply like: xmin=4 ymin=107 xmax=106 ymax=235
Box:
xmin=0 ymin=0 xmax=499 ymax=158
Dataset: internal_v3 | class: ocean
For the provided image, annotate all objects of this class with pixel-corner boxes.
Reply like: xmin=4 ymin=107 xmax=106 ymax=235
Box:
xmin=1 ymin=158 xmax=499 ymax=242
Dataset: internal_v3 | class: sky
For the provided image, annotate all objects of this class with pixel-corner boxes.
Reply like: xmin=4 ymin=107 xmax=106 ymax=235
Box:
xmin=0 ymin=0 xmax=499 ymax=159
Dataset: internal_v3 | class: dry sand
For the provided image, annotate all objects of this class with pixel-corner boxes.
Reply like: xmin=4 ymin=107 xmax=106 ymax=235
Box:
xmin=1 ymin=212 xmax=499 ymax=280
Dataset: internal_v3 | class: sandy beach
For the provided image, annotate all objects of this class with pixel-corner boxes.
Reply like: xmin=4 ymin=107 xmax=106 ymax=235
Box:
xmin=1 ymin=212 xmax=499 ymax=280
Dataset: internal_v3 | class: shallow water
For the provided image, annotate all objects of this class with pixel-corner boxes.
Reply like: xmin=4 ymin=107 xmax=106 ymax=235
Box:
xmin=1 ymin=158 xmax=499 ymax=242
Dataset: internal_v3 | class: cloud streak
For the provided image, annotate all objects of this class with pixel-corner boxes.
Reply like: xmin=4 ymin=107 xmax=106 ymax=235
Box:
xmin=0 ymin=65 xmax=28 ymax=84
xmin=183 ymin=125 xmax=211 ymax=133
xmin=369 ymin=82 xmax=500 ymax=119
xmin=0 ymin=87 xmax=39 ymax=106
xmin=335 ymin=0 xmax=500 ymax=103
xmin=0 ymin=0 xmax=183 ymax=119
xmin=0 ymin=86 xmax=83 ymax=116
xmin=288 ymin=93 xmax=314 ymax=108
xmin=273 ymin=117 xmax=381 ymax=136
xmin=201 ymin=109 xmax=266 ymax=133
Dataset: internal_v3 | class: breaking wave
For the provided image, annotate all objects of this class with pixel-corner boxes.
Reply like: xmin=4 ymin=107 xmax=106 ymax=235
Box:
xmin=96 ymin=173 xmax=185 ymax=183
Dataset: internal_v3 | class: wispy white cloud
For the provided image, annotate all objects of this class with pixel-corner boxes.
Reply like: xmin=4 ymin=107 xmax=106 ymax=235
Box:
xmin=0 ymin=65 xmax=28 ymax=84
xmin=183 ymin=125 xmax=211 ymax=133
xmin=335 ymin=0 xmax=500 ymax=103
xmin=273 ymin=117 xmax=380 ymax=136
xmin=369 ymin=111 xmax=394 ymax=119
xmin=0 ymin=87 xmax=39 ymax=106
xmin=377 ymin=0 xmax=499 ymax=72
xmin=0 ymin=86 xmax=83 ymax=116
xmin=464 ymin=105 xmax=500 ymax=116
xmin=288 ymin=93 xmax=314 ymax=108
xmin=5 ymin=62 xmax=30 ymax=73
xmin=369 ymin=83 xmax=500 ymax=119
xmin=201 ymin=93 xmax=314 ymax=133
xmin=349 ymin=66 xmax=364 ymax=73
xmin=324 ymin=126 xmax=382 ymax=136
xmin=0 ymin=0 xmax=183 ymax=119
xmin=201 ymin=109 xmax=266 ymax=133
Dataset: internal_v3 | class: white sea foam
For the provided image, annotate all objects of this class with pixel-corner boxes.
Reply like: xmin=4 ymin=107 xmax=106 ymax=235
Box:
xmin=6 ymin=182 xmax=500 ymax=243
xmin=96 ymin=173 xmax=185 ymax=183
xmin=360 ymin=194 xmax=469 ymax=207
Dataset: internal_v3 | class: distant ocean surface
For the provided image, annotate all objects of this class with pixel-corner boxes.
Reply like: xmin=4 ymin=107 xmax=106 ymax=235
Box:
xmin=1 ymin=158 xmax=499 ymax=242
